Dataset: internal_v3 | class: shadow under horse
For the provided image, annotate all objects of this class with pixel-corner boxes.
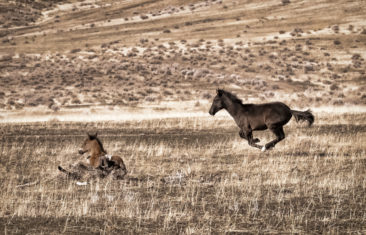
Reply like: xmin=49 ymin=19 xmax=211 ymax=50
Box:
xmin=209 ymin=89 xmax=314 ymax=151
xmin=58 ymin=133 xmax=127 ymax=180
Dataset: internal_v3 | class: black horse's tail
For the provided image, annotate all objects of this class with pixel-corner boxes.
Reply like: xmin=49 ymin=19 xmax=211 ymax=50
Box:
xmin=291 ymin=109 xmax=314 ymax=126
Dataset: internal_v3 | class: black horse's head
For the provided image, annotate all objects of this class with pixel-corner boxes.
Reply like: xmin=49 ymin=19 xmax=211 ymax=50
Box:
xmin=209 ymin=89 xmax=225 ymax=116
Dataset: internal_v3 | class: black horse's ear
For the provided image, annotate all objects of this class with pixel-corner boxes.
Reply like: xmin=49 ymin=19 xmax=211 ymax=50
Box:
xmin=217 ymin=89 xmax=223 ymax=96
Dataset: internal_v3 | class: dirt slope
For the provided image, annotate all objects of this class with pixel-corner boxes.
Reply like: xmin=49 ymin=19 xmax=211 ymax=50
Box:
xmin=0 ymin=0 xmax=365 ymax=113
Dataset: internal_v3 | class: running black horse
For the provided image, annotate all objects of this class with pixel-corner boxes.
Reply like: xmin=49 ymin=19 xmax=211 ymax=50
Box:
xmin=209 ymin=89 xmax=314 ymax=151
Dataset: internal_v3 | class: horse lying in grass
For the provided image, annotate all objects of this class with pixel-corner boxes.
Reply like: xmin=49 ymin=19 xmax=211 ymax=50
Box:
xmin=58 ymin=133 xmax=127 ymax=181
xmin=209 ymin=89 xmax=314 ymax=151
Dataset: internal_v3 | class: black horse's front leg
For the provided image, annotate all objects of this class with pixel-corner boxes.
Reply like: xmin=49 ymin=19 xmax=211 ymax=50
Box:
xmin=239 ymin=129 xmax=260 ymax=143
xmin=241 ymin=129 xmax=262 ymax=149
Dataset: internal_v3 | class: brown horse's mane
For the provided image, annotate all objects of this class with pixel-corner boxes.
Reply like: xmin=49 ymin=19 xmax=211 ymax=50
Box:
xmin=89 ymin=134 xmax=107 ymax=154
xmin=219 ymin=89 xmax=243 ymax=105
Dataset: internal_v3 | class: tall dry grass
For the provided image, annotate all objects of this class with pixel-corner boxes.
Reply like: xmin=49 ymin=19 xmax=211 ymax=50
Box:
xmin=0 ymin=113 xmax=365 ymax=233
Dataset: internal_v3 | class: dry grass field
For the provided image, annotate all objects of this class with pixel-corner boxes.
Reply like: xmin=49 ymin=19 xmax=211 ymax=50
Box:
xmin=1 ymin=0 xmax=366 ymax=233
xmin=0 ymin=113 xmax=366 ymax=233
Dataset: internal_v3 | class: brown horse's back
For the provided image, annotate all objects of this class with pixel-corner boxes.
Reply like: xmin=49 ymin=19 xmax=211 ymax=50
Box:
xmin=110 ymin=156 xmax=127 ymax=171
xmin=109 ymin=156 xmax=127 ymax=179
xmin=99 ymin=155 xmax=127 ymax=179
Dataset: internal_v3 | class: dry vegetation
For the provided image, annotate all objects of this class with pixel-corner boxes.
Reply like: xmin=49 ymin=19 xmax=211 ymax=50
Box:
xmin=0 ymin=0 xmax=366 ymax=233
xmin=0 ymin=113 xmax=366 ymax=233
xmin=0 ymin=0 xmax=365 ymax=112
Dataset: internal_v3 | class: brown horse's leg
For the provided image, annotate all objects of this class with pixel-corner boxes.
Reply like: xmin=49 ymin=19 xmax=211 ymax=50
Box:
xmin=262 ymin=126 xmax=285 ymax=151
xmin=58 ymin=166 xmax=82 ymax=180
xmin=239 ymin=129 xmax=260 ymax=143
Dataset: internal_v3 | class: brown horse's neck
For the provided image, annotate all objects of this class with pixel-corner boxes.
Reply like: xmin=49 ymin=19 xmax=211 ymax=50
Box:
xmin=90 ymin=151 xmax=104 ymax=158
xmin=89 ymin=152 xmax=103 ymax=168
xmin=90 ymin=148 xmax=104 ymax=156
xmin=88 ymin=140 xmax=106 ymax=168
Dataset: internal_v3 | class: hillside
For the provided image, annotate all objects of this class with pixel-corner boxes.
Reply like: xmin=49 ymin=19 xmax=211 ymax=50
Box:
xmin=0 ymin=0 xmax=365 ymax=117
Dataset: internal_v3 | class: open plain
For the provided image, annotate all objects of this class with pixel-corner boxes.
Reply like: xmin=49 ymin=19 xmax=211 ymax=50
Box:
xmin=1 ymin=113 xmax=366 ymax=233
xmin=0 ymin=0 xmax=366 ymax=233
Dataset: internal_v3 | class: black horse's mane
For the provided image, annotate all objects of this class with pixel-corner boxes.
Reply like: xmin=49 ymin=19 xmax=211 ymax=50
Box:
xmin=220 ymin=89 xmax=244 ymax=104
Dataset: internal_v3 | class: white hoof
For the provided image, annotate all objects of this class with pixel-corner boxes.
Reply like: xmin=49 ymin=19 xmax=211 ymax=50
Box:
xmin=76 ymin=181 xmax=88 ymax=186
xmin=261 ymin=146 xmax=266 ymax=152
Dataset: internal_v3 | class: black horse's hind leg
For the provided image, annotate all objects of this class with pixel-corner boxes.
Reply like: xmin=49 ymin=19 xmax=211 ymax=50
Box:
xmin=239 ymin=130 xmax=260 ymax=143
xmin=262 ymin=126 xmax=285 ymax=151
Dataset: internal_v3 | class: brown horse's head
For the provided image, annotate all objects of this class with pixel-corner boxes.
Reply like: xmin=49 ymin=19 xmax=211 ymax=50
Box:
xmin=79 ymin=132 xmax=108 ymax=168
xmin=79 ymin=132 xmax=107 ymax=155
xmin=209 ymin=89 xmax=225 ymax=116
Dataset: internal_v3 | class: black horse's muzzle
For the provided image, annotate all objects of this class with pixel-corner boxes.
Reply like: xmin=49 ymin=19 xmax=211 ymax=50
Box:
xmin=209 ymin=107 xmax=217 ymax=116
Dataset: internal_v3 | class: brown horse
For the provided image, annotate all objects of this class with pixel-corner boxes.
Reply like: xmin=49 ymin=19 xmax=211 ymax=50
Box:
xmin=209 ymin=89 xmax=314 ymax=151
xmin=78 ymin=132 xmax=108 ymax=168
xmin=58 ymin=133 xmax=127 ymax=180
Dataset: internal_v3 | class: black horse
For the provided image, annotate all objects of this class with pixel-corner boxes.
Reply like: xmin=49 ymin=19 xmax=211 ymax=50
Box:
xmin=209 ymin=89 xmax=314 ymax=151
